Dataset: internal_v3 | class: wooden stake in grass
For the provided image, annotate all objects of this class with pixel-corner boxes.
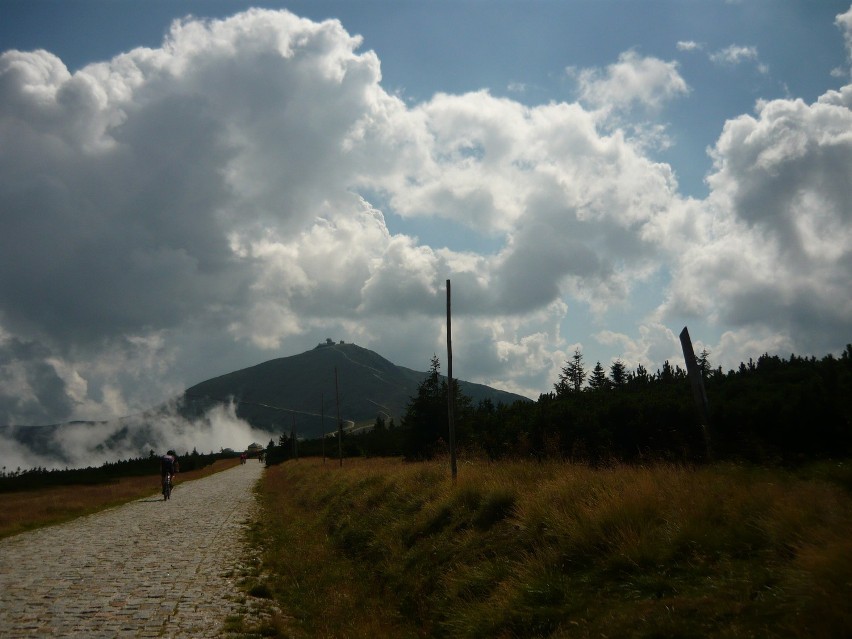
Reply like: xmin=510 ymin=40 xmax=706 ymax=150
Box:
xmin=292 ymin=412 xmax=298 ymax=460
xmin=679 ymin=326 xmax=713 ymax=461
xmin=447 ymin=279 xmax=457 ymax=481
xmin=335 ymin=366 xmax=343 ymax=467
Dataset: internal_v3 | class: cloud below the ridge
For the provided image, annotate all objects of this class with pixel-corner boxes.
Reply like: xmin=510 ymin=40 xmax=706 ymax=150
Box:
xmin=1 ymin=401 xmax=275 ymax=471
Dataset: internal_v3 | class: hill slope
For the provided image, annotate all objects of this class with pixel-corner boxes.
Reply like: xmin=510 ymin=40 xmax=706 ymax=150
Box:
xmin=181 ymin=341 xmax=530 ymax=438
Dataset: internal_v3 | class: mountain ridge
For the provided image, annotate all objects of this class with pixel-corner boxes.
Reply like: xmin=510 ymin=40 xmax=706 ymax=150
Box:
xmin=181 ymin=341 xmax=531 ymax=437
xmin=2 ymin=342 xmax=532 ymax=465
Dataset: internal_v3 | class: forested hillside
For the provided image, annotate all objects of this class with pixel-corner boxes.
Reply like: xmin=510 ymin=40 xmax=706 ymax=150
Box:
xmin=270 ymin=345 xmax=852 ymax=465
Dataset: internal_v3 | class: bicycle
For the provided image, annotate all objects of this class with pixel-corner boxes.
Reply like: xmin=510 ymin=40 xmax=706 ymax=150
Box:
xmin=162 ymin=473 xmax=172 ymax=501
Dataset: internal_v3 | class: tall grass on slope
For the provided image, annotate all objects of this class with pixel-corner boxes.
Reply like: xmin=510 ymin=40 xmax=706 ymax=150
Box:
xmin=256 ymin=458 xmax=852 ymax=638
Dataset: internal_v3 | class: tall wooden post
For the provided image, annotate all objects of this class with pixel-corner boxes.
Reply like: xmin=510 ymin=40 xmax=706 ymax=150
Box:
xmin=291 ymin=412 xmax=298 ymax=460
xmin=335 ymin=366 xmax=343 ymax=467
xmin=321 ymin=392 xmax=326 ymax=464
xmin=679 ymin=326 xmax=713 ymax=461
xmin=447 ymin=279 xmax=457 ymax=481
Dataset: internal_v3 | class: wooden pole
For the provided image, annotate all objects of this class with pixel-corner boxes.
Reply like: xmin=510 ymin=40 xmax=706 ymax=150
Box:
xmin=679 ymin=326 xmax=713 ymax=461
xmin=335 ymin=366 xmax=343 ymax=467
xmin=291 ymin=412 xmax=298 ymax=460
xmin=447 ymin=279 xmax=457 ymax=481
xmin=321 ymin=392 xmax=326 ymax=463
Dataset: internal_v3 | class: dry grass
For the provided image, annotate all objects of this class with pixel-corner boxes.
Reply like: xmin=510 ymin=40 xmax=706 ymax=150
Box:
xmin=0 ymin=457 xmax=241 ymax=539
xmin=255 ymin=457 xmax=852 ymax=638
xmin=251 ymin=458 xmax=419 ymax=638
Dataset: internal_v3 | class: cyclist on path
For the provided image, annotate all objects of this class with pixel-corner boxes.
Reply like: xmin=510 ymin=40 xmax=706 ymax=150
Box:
xmin=160 ymin=450 xmax=180 ymax=495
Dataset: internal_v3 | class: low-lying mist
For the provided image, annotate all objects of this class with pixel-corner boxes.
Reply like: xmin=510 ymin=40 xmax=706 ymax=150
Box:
xmin=0 ymin=400 xmax=275 ymax=472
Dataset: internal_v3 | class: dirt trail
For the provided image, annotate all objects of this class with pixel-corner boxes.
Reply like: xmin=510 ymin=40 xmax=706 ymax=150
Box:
xmin=0 ymin=461 xmax=266 ymax=638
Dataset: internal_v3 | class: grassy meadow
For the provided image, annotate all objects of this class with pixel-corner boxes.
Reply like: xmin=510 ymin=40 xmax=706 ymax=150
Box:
xmin=0 ymin=457 xmax=240 ymax=539
xmin=253 ymin=457 xmax=852 ymax=639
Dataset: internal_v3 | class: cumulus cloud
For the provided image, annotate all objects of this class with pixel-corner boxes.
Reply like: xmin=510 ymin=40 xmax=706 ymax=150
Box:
xmin=595 ymin=323 xmax=683 ymax=372
xmin=574 ymin=50 xmax=690 ymax=112
xmin=709 ymin=45 xmax=759 ymax=66
xmin=0 ymin=433 xmax=60 ymax=473
xmin=0 ymin=9 xmax=394 ymax=426
xmin=837 ymin=6 xmax=852 ymax=64
xmin=0 ymin=335 xmax=74 ymax=426
xmin=658 ymin=90 xmax=852 ymax=356
xmin=705 ymin=44 xmax=768 ymax=74
xmin=0 ymin=6 xmax=850 ymax=443
xmin=0 ymin=326 xmax=182 ymax=426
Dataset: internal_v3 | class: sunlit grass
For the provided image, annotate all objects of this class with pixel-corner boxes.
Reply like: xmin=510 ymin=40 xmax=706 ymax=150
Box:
xmin=256 ymin=457 xmax=852 ymax=638
xmin=0 ymin=458 xmax=241 ymax=539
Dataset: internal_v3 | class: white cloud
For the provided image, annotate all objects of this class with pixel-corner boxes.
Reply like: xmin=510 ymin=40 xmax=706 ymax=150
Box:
xmin=575 ymin=50 xmax=690 ymax=111
xmin=1 ymin=400 xmax=275 ymax=471
xmin=658 ymin=90 xmax=852 ymax=356
xmin=837 ymin=6 xmax=852 ymax=65
xmin=594 ymin=323 xmax=682 ymax=372
xmin=0 ymin=9 xmax=395 ymax=425
xmin=0 ymin=7 xmax=849 ymax=436
xmin=709 ymin=45 xmax=759 ymax=66
xmin=713 ymin=328 xmax=795 ymax=372
xmin=677 ymin=41 xmax=702 ymax=52
xmin=447 ymin=300 xmax=570 ymax=399
xmin=356 ymin=91 xmax=679 ymax=317
xmin=0 ymin=433 xmax=60 ymax=472
xmin=706 ymin=44 xmax=768 ymax=75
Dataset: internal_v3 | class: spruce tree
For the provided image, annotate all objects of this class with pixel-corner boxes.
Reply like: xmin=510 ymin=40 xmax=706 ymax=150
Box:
xmin=402 ymin=355 xmax=447 ymax=459
xmin=610 ymin=359 xmax=627 ymax=388
xmin=588 ymin=361 xmax=609 ymax=391
xmin=555 ymin=348 xmax=586 ymax=395
xmin=697 ymin=348 xmax=711 ymax=378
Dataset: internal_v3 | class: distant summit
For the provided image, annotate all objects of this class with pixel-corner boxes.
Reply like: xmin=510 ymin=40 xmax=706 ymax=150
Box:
xmin=182 ymin=342 xmax=530 ymax=438
xmin=316 ymin=338 xmax=347 ymax=347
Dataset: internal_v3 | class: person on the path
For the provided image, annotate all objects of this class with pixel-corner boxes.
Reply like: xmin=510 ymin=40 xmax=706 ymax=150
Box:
xmin=161 ymin=450 xmax=179 ymax=492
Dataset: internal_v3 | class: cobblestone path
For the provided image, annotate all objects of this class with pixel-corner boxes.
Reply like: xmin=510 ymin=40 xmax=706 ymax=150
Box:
xmin=0 ymin=461 xmax=267 ymax=638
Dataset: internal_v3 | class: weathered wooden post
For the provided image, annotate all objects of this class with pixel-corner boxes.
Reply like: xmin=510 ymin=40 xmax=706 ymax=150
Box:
xmin=335 ymin=366 xmax=343 ymax=467
xmin=321 ymin=392 xmax=326 ymax=464
xmin=447 ymin=279 xmax=457 ymax=481
xmin=679 ymin=326 xmax=713 ymax=461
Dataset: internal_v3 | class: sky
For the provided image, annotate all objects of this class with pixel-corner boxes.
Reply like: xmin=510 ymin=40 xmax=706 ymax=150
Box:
xmin=1 ymin=0 xmax=851 ymax=440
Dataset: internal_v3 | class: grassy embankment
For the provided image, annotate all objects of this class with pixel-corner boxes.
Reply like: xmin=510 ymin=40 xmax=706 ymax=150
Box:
xmin=253 ymin=457 xmax=852 ymax=638
xmin=0 ymin=457 xmax=241 ymax=539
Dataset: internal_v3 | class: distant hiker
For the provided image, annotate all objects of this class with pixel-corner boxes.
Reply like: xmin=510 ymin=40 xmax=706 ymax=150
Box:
xmin=240 ymin=453 xmax=247 ymax=464
xmin=161 ymin=450 xmax=179 ymax=489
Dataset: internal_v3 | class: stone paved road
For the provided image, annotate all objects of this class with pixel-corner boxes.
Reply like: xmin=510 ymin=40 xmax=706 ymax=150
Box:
xmin=0 ymin=461 xmax=266 ymax=638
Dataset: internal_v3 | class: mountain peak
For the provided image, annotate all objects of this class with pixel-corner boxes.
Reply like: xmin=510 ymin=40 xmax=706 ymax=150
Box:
xmin=182 ymin=343 xmax=529 ymax=437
